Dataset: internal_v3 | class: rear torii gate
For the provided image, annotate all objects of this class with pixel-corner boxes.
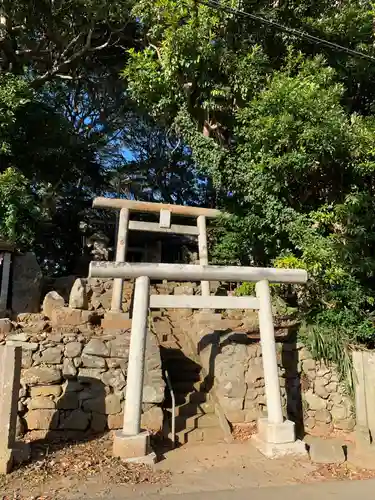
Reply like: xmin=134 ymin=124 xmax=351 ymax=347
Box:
xmin=92 ymin=197 xmax=221 ymax=313
xmin=90 ymin=261 xmax=308 ymax=461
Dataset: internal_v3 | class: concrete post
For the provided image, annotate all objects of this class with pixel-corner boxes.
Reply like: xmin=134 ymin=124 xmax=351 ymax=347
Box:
xmin=253 ymin=280 xmax=306 ymax=458
xmin=122 ymin=275 xmax=150 ymax=435
xmin=111 ymin=208 xmax=130 ymax=312
xmin=197 ymin=215 xmax=210 ymax=297
xmin=0 ymin=346 xmax=21 ymax=474
xmin=256 ymin=279 xmax=283 ymax=425
xmin=0 ymin=252 xmax=11 ymax=313
xmin=113 ymin=276 xmax=155 ymax=463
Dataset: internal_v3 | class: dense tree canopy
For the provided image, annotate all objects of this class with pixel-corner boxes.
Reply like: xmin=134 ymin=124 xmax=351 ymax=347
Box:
xmin=120 ymin=0 xmax=375 ymax=380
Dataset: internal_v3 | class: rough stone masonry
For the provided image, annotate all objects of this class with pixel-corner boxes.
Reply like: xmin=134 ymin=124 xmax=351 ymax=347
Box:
xmin=0 ymin=276 xmax=355 ymax=440
xmin=1 ymin=311 xmax=164 ymax=436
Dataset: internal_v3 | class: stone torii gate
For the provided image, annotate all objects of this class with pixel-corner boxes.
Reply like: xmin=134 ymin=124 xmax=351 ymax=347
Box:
xmin=92 ymin=197 xmax=221 ymax=314
xmin=89 ymin=261 xmax=308 ymax=462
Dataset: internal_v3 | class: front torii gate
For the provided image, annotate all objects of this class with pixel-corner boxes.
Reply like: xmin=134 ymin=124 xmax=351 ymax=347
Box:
xmin=89 ymin=261 xmax=308 ymax=461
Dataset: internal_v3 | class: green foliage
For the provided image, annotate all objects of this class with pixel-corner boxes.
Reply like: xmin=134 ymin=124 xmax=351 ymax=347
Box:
xmin=0 ymin=168 xmax=44 ymax=248
xmin=0 ymin=75 xmax=31 ymax=154
xmin=301 ymin=324 xmax=355 ymax=394
xmin=121 ymin=0 xmax=375 ymax=385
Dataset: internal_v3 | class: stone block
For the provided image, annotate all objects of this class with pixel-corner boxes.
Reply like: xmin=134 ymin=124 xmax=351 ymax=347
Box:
xmin=333 ymin=418 xmax=355 ymax=431
xmin=0 ymin=318 xmax=12 ymax=335
xmin=309 ymin=438 xmax=346 ymax=464
xmin=22 ymin=349 xmax=33 ymax=368
xmin=56 ymin=392 xmax=79 ymax=410
xmin=101 ymin=369 xmax=126 ymax=391
xmin=302 ymin=359 xmax=316 ymax=372
xmin=22 ymin=367 xmax=62 ymax=385
xmin=25 ymin=409 xmax=59 ymax=430
xmin=69 ymin=278 xmax=88 ymax=310
xmin=51 ymin=307 xmax=83 ymax=326
xmin=102 ymin=312 xmax=131 ymax=331
xmin=152 ymin=319 xmax=172 ymax=336
xmin=91 ymin=412 xmax=107 ymax=433
xmin=107 ymin=358 xmax=127 ymax=371
xmin=141 ymin=407 xmax=163 ymax=432
xmin=194 ymin=312 xmax=223 ymax=327
xmin=107 ymin=337 xmax=130 ymax=357
xmin=12 ymin=252 xmax=43 ymax=314
xmin=252 ymin=434 xmax=307 ymax=459
xmin=82 ymin=339 xmax=109 ymax=357
xmin=64 ymin=342 xmax=83 ymax=358
xmin=62 ymin=358 xmax=77 ymax=378
xmin=82 ymin=354 xmax=106 ymax=369
xmin=314 ymin=381 xmax=330 ymax=399
xmin=27 ymin=397 xmax=56 ymax=410
xmin=82 ymin=393 xmax=121 ymax=415
xmin=315 ymin=409 xmax=332 ymax=424
xmin=246 ymin=365 xmax=264 ymax=385
xmin=36 ymin=346 xmax=63 ymax=364
xmin=257 ymin=418 xmax=295 ymax=444
xmin=0 ymin=346 xmax=22 ymax=466
xmin=108 ymin=413 xmax=123 ymax=430
xmin=6 ymin=340 xmax=38 ymax=351
xmin=6 ymin=332 xmax=29 ymax=342
xmin=112 ymin=430 xmax=153 ymax=460
xmin=142 ymin=384 xmax=164 ymax=404
xmin=30 ymin=385 xmax=62 ymax=398
xmin=60 ymin=409 xmax=90 ymax=431
xmin=78 ymin=368 xmax=104 ymax=381
xmin=304 ymin=390 xmax=327 ymax=411
xmin=42 ymin=291 xmax=65 ymax=319
xmin=0 ymin=449 xmax=13 ymax=474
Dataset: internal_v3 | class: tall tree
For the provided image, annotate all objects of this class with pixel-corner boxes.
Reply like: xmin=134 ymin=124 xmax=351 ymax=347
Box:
xmin=122 ymin=0 xmax=375 ymax=361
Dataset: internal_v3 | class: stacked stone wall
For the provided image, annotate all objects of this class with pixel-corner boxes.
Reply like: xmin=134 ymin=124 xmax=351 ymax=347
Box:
xmin=1 ymin=276 xmax=355 ymax=438
xmin=1 ymin=315 xmax=164 ymax=436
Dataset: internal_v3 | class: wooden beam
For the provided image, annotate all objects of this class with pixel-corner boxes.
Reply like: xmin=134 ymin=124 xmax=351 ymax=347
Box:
xmin=149 ymin=294 xmax=259 ymax=310
xmin=93 ymin=197 xmax=222 ymax=218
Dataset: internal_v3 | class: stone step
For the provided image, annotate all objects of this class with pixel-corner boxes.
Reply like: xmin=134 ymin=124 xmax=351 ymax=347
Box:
xmin=174 ymin=391 xmax=209 ymax=405
xmin=165 ymin=401 xmax=215 ymax=416
xmin=171 ymin=380 xmax=206 ymax=393
xmin=157 ymin=333 xmax=180 ymax=343
xmin=173 ymin=426 xmax=224 ymax=445
xmin=174 ymin=413 xmax=219 ymax=432
xmin=160 ymin=344 xmax=184 ymax=356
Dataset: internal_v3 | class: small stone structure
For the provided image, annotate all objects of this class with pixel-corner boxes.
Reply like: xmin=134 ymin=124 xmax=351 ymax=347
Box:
xmin=11 ymin=252 xmax=43 ymax=315
xmin=0 ymin=345 xmax=29 ymax=474
xmin=0 ymin=240 xmax=14 ymax=316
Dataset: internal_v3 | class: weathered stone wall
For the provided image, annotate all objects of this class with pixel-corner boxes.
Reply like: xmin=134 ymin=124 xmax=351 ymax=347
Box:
xmin=1 ymin=318 xmax=164 ymax=436
xmin=6 ymin=276 xmax=355 ymax=439
xmin=183 ymin=317 xmax=354 ymax=435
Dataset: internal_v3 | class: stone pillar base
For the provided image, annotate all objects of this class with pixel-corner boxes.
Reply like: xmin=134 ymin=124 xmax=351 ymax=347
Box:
xmin=0 ymin=442 xmax=31 ymax=474
xmin=0 ymin=450 xmax=13 ymax=475
xmin=102 ymin=312 xmax=131 ymax=330
xmin=252 ymin=418 xmax=307 ymax=459
xmin=112 ymin=430 xmax=156 ymax=464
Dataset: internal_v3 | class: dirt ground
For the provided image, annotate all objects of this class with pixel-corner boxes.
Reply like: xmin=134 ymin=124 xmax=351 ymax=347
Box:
xmin=1 ymin=431 xmax=375 ymax=500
